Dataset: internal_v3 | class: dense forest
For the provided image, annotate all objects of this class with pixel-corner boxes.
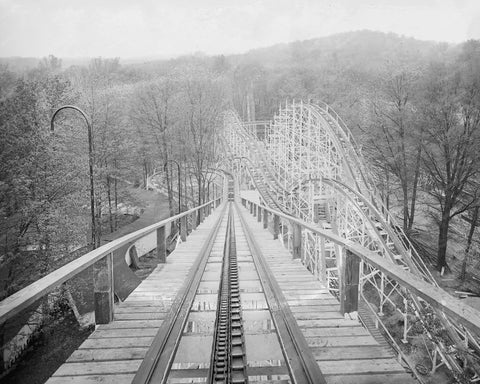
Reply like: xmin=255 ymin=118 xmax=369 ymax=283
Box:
xmin=1 ymin=29 xmax=480 ymax=298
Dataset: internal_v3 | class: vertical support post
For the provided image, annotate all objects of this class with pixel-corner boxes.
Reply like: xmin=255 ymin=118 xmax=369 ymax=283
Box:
xmin=250 ymin=202 xmax=254 ymax=215
xmin=199 ymin=207 xmax=204 ymax=223
xmin=340 ymin=249 xmax=360 ymax=317
xmin=157 ymin=226 xmax=166 ymax=263
xmin=319 ymin=237 xmax=327 ymax=285
xmin=292 ymin=223 xmax=302 ymax=259
xmin=379 ymin=273 xmax=385 ymax=316
xmin=263 ymin=209 xmax=268 ymax=229
xmin=257 ymin=206 xmax=262 ymax=222
xmin=180 ymin=215 xmax=187 ymax=242
xmin=402 ymin=298 xmax=409 ymax=343
xmin=242 ymin=199 xmax=246 ymax=207
xmin=273 ymin=215 xmax=279 ymax=240
xmin=93 ymin=253 xmax=114 ymax=324
xmin=192 ymin=211 xmax=198 ymax=230
xmin=432 ymin=348 xmax=438 ymax=373
xmin=253 ymin=204 xmax=257 ymax=217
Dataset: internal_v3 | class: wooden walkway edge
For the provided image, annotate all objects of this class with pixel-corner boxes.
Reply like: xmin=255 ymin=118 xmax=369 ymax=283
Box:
xmin=45 ymin=207 xmax=225 ymax=384
xmin=239 ymin=204 xmax=417 ymax=384
xmin=44 ymin=203 xmax=417 ymax=384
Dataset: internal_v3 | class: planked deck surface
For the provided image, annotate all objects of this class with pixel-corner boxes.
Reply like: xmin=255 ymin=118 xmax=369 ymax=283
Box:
xmin=45 ymin=207 xmax=225 ymax=384
xmin=45 ymin=202 xmax=417 ymax=384
xmin=239 ymin=204 xmax=417 ymax=384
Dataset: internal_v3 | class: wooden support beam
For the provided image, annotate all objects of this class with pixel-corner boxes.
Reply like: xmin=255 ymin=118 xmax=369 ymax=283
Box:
xmin=341 ymin=250 xmax=360 ymax=317
xmin=263 ymin=209 xmax=268 ymax=229
xmin=250 ymin=202 xmax=254 ymax=215
xmin=253 ymin=204 xmax=257 ymax=217
xmin=292 ymin=223 xmax=302 ymax=259
xmin=192 ymin=211 xmax=197 ymax=230
xmin=128 ymin=244 xmax=140 ymax=269
xmin=157 ymin=226 xmax=166 ymax=263
xmin=273 ymin=215 xmax=279 ymax=240
xmin=180 ymin=215 xmax=187 ymax=242
xmin=93 ymin=253 xmax=114 ymax=324
xmin=257 ymin=206 xmax=262 ymax=222
xmin=319 ymin=237 xmax=327 ymax=285
xmin=199 ymin=207 xmax=204 ymax=223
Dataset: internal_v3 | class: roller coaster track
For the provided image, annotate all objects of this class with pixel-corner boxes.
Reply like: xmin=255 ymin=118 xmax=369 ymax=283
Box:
xmin=224 ymin=100 xmax=480 ymax=382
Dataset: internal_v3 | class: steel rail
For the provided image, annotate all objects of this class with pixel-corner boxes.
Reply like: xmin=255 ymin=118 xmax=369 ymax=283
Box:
xmin=234 ymin=202 xmax=327 ymax=384
xmin=132 ymin=203 xmax=228 ymax=384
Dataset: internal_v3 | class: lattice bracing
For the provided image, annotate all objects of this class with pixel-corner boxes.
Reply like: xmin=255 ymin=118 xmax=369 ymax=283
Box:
xmin=223 ymin=100 xmax=480 ymax=381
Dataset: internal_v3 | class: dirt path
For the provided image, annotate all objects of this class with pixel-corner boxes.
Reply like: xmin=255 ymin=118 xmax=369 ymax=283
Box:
xmin=101 ymin=188 xmax=171 ymax=243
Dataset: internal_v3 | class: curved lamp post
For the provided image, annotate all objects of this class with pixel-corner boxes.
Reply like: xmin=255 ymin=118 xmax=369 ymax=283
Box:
xmin=164 ymin=160 xmax=181 ymax=214
xmin=50 ymin=105 xmax=98 ymax=248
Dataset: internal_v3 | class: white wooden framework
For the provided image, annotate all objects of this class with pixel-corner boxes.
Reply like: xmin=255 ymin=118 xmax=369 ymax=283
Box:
xmin=223 ymin=100 xmax=480 ymax=381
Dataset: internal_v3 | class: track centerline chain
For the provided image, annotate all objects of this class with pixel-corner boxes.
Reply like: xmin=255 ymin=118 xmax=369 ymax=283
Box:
xmin=209 ymin=204 xmax=248 ymax=384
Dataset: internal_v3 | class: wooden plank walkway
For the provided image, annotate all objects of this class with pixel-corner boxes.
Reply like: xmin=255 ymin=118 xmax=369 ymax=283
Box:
xmin=45 ymin=202 xmax=417 ymax=384
xmin=45 ymin=207 xmax=225 ymax=384
xmin=239 ymin=204 xmax=417 ymax=384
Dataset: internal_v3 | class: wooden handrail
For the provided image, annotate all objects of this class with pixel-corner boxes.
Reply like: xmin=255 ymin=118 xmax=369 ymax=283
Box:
xmin=240 ymin=196 xmax=480 ymax=336
xmin=0 ymin=198 xmax=223 ymax=325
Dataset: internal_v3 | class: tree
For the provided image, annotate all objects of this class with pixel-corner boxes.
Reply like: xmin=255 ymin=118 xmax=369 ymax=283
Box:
xmin=177 ymin=67 xmax=226 ymax=206
xmin=232 ymin=63 xmax=265 ymax=121
xmin=0 ymin=62 xmax=82 ymax=290
xmin=131 ymin=76 xmax=178 ymax=215
xmin=365 ymin=69 xmax=424 ymax=231
xmin=421 ymin=56 xmax=480 ymax=271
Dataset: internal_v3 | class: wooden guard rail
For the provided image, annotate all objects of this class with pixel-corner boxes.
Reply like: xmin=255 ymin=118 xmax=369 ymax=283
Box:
xmin=240 ymin=197 xmax=480 ymax=336
xmin=0 ymin=198 xmax=223 ymax=326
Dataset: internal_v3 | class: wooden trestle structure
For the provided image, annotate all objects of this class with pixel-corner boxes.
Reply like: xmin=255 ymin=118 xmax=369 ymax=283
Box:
xmin=43 ymin=201 xmax=417 ymax=384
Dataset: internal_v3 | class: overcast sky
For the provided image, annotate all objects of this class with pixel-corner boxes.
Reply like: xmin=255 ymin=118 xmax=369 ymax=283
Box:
xmin=1 ymin=0 xmax=479 ymax=58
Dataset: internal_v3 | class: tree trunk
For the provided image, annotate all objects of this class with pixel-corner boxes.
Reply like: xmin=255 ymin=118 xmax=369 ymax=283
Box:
xmin=402 ymin=183 xmax=409 ymax=231
xmin=143 ymin=160 xmax=148 ymax=189
xmin=0 ymin=324 xmax=5 ymax=373
xmin=96 ymin=198 xmax=102 ymax=246
xmin=197 ymin=175 xmax=203 ymax=206
xmin=164 ymin=161 xmax=175 ymax=216
xmin=107 ymin=175 xmax=113 ymax=233
xmin=114 ymin=160 xmax=118 ymax=231
xmin=461 ymin=206 xmax=479 ymax=280
xmin=384 ymin=169 xmax=390 ymax=211
xmin=408 ymin=143 xmax=422 ymax=231
xmin=437 ymin=207 xmax=452 ymax=272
